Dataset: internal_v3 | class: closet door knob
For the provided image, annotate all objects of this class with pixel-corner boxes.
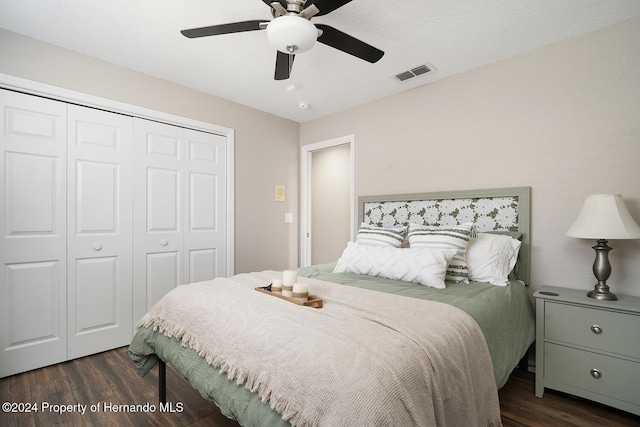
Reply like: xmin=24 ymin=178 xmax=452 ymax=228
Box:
xmin=160 ymin=240 xmax=168 ymax=246
xmin=93 ymin=244 xmax=102 ymax=251
xmin=590 ymin=368 xmax=602 ymax=379
xmin=590 ymin=325 xmax=603 ymax=334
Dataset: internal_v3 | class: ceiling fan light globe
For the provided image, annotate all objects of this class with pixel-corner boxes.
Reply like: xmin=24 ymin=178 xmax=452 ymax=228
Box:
xmin=266 ymin=15 xmax=317 ymax=54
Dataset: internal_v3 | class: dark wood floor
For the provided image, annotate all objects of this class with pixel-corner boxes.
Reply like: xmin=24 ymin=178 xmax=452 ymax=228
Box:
xmin=1 ymin=347 xmax=639 ymax=426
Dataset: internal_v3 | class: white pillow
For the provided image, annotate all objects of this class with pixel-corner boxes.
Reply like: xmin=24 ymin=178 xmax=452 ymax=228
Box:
xmin=466 ymin=233 xmax=521 ymax=286
xmin=356 ymin=223 xmax=406 ymax=248
xmin=407 ymin=222 xmax=475 ymax=284
xmin=333 ymin=242 xmax=456 ymax=289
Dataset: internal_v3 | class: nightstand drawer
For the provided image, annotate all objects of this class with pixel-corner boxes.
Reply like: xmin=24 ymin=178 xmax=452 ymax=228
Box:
xmin=545 ymin=302 xmax=640 ymax=358
xmin=545 ymin=343 xmax=640 ymax=407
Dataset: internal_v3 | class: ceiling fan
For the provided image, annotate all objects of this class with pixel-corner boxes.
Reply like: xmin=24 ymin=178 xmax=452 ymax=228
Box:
xmin=180 ymin=0 xmax=384 ymax=80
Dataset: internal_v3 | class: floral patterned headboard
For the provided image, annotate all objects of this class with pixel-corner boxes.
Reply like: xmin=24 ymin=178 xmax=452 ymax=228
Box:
xmin=362 ymin=196 xmax=519 ymax=231
xmin=358 ymin=187 xmax=531 ymax=283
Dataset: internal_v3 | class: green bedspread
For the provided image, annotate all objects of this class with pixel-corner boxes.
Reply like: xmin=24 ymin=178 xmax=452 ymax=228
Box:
xmin=129 ymin=264 xmax=535 ymax=426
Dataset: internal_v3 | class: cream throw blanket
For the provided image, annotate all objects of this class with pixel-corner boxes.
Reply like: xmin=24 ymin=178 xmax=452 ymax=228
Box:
xmin=139 ymin=271 xmax=502 ymax=427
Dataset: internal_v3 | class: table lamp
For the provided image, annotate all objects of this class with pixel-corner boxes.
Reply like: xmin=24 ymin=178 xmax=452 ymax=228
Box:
xmin=566 ymin=194 xmax=640 ymax=301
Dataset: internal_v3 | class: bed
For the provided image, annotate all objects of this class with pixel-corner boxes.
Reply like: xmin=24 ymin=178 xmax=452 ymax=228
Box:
xmin=129 ymin=187 xmax=535 ymax=427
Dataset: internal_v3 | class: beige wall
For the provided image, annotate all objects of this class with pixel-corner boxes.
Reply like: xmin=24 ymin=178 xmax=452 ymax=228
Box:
xmin=0 ymin=28 xmax=300 ymax=274
xmin=301 ymin=17 xmax=640 ymax=297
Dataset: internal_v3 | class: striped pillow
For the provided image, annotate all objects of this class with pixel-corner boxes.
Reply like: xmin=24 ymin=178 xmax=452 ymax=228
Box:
xmin=356 ymin=223 xmax=407 ymax=248
xmin=408 ymin=222 xmax=476 ymax=284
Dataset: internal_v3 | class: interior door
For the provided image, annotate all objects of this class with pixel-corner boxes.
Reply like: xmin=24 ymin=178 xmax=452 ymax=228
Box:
xmin=0 ymin=89 xmax=68 ymax=377
xmin=184 ymin=128 xmax=227 ymax=283
xmin=66 ymin=105 xmax=133 ymax=359
xmin=133 ymin=119 xmax=185 ymax=324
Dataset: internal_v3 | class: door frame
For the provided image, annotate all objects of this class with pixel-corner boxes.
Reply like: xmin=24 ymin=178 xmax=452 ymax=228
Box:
xmin=300 ymin=135 xmax=355 ymax=267
xmin=0 ymin=73 xmax=235 ymax=276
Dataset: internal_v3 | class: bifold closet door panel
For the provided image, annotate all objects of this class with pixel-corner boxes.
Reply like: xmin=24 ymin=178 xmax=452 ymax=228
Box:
xmin=67 ymin=105 xmax=133 ymax=359
xmin=184 ymin=129 xmax=227 ymax=283
xmin=132 ymin=120 xmax=228 ymax=325
xmin=133 ymin=119 xmax=185 ymax=325
xmin=0 ymin=90 xmax=68 ymax=377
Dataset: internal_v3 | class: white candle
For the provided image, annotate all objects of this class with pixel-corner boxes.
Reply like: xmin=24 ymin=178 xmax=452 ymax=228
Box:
xmin=292 ymin=283 xmax=308 ymax=293
xmin=283 ymin=270 xmax=297 ymax=286
xmin=282 ymin=290 xmax=293 ymax=298
xmin=292 ymin=283 xmax=309 ymax=302
xmin=272 ymin=278 xmax=282 ymax=293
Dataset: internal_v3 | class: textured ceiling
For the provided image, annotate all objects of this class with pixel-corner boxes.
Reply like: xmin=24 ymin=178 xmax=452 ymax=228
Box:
xmin=1 ymin=0 xmax=639 ymax=122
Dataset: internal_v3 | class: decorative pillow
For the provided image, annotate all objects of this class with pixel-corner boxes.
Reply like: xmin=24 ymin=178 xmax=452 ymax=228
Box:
xmin=333 ymin=242 xmax=456 ymax=289
xmin=407 ymin=222 xmax=475 ymax=284
xmin=356 ymin=223 xmax=406 ymax=248
xmin=485 ymin=231 xmax=522 ymax=240
xmin=466 ymin=233 xmax=522 ymax=286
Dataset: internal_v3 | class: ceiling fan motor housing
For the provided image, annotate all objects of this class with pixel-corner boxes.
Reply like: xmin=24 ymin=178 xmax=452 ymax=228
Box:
xmin=286 ymin=0 xmax=306 ymax=14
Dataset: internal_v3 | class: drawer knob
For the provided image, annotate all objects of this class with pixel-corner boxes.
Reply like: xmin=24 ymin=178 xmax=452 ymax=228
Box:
xmin=590 ymin=368 xmax=602 ymax=379
xmin=93 ymin=244 xmax=103 ymax=251
xmin=160 ymin=240 xmax=168 ymax=246
xmin=590 ymin=325 xmax=603 ymax=334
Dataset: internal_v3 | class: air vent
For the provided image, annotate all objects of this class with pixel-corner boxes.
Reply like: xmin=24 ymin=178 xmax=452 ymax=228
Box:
xmin=393 ymin=63 xmax=435 ymax=82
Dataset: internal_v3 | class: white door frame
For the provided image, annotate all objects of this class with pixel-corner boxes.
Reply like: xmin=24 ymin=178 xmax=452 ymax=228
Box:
xmin=0 ymin=73 xmax=235 ymax=276
xmin=300 ymin=135 xmax=355 ymax=267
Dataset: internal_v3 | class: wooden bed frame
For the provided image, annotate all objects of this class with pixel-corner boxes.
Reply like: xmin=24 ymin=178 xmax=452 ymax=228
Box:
xmin=157 ymin=186 xmax=532 ymax=404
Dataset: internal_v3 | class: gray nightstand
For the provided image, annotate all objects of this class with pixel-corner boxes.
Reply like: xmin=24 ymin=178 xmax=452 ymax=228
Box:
xmin=533 ymin=286 xmax=640 ymax=415
xmin=534 ymin=286 xmax=640 ymax=416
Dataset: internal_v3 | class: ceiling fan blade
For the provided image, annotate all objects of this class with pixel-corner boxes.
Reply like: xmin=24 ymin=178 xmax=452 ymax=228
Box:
xmin=315 ymin=24 xmax=384 ymax=63
xmin=275 ymin=51 xmax=295 ymax=80
xmin=181 ymin=20 xmax=267 ymax=38
xmin=308 ymin=0 xmax=353 ymax=16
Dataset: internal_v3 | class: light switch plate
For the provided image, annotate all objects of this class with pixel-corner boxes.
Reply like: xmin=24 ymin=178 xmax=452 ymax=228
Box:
xmin=284 ymin=213 xmax=293 ymax=223
xmin=275 ymin=185 xmax=286 ymax=202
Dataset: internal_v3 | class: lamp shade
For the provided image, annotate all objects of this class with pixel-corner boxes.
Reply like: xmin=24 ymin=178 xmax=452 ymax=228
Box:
xmin=566 ymin=194 xmax=640 ymax=239
xmin=266 ymin=16 xmax=317 ymax=54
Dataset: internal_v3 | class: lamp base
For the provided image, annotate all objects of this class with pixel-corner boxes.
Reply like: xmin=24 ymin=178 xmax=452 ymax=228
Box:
xmin=587 ymin=284 xmax=618 ymax=301
xmin=586 ymin=239 xmax=618 ymax=301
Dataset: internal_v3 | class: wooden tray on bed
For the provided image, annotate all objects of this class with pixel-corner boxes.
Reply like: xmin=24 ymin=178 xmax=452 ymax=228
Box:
xmin=255 ymin=286 xmax=323 ymax=309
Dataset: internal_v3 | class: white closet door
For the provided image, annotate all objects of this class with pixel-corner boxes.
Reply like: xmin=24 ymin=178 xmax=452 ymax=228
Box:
xmin=133 ymin=119 xmax=185 ymax=324
xmin=0 ymin=90 xmax=67 ymax=377
xmin=184 ymin=129 xmax=227 ymax=283
xmin=67 ymin=105 xmax=133 ymax=359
